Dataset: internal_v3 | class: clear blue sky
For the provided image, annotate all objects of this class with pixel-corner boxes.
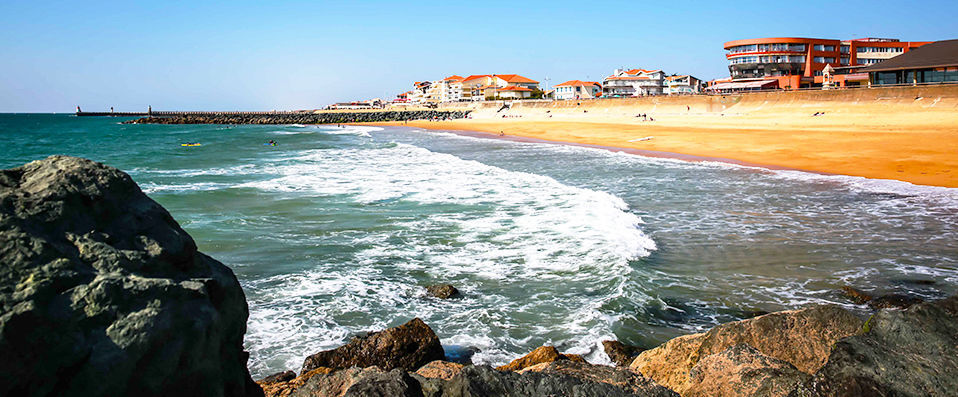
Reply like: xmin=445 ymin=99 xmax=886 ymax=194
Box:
xmin=2 ymin=0 xmax=956 ymax=112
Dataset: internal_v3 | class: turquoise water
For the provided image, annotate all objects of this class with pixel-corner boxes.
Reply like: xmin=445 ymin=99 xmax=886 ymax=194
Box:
xmin=3 ymin=113 xmax=957 ymax=377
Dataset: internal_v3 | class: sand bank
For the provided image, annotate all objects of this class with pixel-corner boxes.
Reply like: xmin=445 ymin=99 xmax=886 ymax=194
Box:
xmin=370 ymin=85 xmax=958 ymax=188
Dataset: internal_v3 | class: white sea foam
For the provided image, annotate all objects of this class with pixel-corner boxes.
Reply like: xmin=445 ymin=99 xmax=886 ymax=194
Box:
xmin=240 ymin=141 xmax=656 ymax=375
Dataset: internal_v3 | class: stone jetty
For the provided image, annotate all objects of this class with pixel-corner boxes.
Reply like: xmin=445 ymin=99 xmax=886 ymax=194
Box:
xmin=123 ymin=110 xmax=471 ymax=125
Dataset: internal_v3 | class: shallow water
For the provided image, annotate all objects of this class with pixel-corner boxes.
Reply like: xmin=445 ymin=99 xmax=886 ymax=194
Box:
xmin=2 ymin=114 xmax=956 ymax=377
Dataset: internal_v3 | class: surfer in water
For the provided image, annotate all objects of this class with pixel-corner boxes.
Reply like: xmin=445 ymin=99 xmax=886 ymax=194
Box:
xmin=267 ymin=140 xmax=277 ymax=146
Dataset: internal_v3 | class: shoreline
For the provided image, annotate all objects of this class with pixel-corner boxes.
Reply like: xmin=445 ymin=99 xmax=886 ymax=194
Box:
xmin=366 ymin=123 xmax=827 ymax=175
xmin=357 ymin=115 xmax=958 ymax=188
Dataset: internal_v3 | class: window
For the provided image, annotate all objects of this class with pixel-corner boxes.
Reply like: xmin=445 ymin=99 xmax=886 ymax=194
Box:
xmin=841 ymin=57 xmax=850 ymax=65
xmin=813 ymin=57 xmax=835 ymax=63
xmin=841 ymin=45 xmax=850 ymax=54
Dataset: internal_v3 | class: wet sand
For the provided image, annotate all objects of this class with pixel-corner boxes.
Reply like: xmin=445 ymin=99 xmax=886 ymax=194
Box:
xmin=364 ymin=87 xmax=958 ymax=188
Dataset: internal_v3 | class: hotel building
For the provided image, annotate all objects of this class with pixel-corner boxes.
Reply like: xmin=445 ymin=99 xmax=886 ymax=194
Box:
xmin=721 ymin=37 xmax=930 ymax=89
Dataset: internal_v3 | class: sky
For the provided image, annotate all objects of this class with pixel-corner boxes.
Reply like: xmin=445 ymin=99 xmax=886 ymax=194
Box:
xmin=2 ymin=0 xmax=956 ymax=112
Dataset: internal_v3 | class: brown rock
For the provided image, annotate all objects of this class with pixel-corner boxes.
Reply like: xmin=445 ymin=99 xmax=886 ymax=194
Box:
xmin=629 ymin=305 xmax=862 ymax=394
xmin=603 ymin=340 xmax=644 ymax=366
xmin=684 ymin=345 xmax=811 ymax=397
xmin=259 ymin=370 xmax=297 ymax=385
xmin=519 ymin=360 xmax=678 ymax=396
xmin=414 ymin=360 xmax=464 ymax=380
xmin=301 ymin=318 xmax=444 ymax=374
xmin=840 ymin=286 xmax=873 ymax=305
xmin=290 ymin=367 xmax=421 ymax=397
xmin=425 ymin=284 xmax=461 ymax=299
xmin=259 ymin=368 xmax=333 ymax=397
xmin=496 ymin=346 xmax=587 ymax=371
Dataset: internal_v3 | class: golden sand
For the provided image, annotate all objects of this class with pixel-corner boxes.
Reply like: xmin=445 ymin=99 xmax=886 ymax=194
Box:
xmin=367 ymin=86 xmax=958 ymax=188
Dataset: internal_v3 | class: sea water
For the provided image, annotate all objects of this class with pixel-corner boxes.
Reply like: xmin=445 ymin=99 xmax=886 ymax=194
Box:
xmin=2 ymin=114 xmax=956 ymax=377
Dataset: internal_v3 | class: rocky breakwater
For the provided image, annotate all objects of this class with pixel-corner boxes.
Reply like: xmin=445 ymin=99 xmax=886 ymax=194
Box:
xmin=123 ymin=110 xmax=472 ymax=125
xmin=0 ymin=156 xmax=261 ymax=396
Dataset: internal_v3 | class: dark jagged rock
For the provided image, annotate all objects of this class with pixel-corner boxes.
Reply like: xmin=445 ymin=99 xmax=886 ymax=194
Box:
xmin=301 ymin=318 xmax=444 ymax=374
xmin=123 ymin=110 xmax=471 ymax=125
xmin=867 ymin=293 xmax=923 ymax=309
xmin=789 ymin=295 xmax=958 ymax=397
xmin=840 ymin=286 xmax=924 ymax=309
xmin=684 ymin=345 xmax=810 ymax=397
xmin=602 ymin=340 xmax=644 ymax=366
xmin=0 ymin=156 xmax=261 ymax=397
xmin=426 ymin=284 xmax=461 ymax=299
xmin=428 ymin=365 xmax=677 ymax=397
xmin=495 ymin=345 xmax=587 ymax=371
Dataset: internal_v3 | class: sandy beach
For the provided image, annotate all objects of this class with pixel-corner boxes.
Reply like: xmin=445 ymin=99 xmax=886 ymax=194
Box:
xmin=369 ymin=85 xmax=958 ymax=188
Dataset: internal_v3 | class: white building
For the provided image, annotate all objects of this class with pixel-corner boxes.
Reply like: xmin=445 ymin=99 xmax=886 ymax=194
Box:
xmin=554 ymin=80 xmax=602 ymax=100
xmin=664 ymin=75 xmax=703 ymax=95
xmin=603 ymin=68 xmax=666 ymax=96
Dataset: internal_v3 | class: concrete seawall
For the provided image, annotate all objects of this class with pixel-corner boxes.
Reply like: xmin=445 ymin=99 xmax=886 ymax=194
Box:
xmin=123 ymin=110 xmax=471 ymax=125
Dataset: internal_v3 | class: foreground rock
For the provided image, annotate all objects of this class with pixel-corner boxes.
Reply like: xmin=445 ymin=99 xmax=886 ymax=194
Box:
xmin=0 ymin=156 xmax=260 ymax=396
xmin=790 ymin=295 xmax=958 ymax=397
xmin=519 ymin=361 xmax=677 ymax=396
xmin=290 ymin=367 xmax=423 ymax=397
xmin=603 ymin=340 xmax=644 ymax=366
xmin=301 ymin=318 xmax=444 ymax=373
xmin=684 ymin=345 xmax=810 ymax=397
xmin=427 ymin=364 xmax=675 ymax=397
xmin=260 ymin=368 xmax=333 ymax=397
xmin=425 ymin=284 xmax=461 ymax=299
xmin=630 ymin=305 xmax=862 ymax=395
xmin=416 ymin=361 xmax=465 ymax=381
xmin=495 ymin=345 xmax=587 ymax=371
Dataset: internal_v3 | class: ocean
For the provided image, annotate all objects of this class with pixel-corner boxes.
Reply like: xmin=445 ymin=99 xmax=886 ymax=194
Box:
xmin=2 ymin=113 xmax=956 ymax=378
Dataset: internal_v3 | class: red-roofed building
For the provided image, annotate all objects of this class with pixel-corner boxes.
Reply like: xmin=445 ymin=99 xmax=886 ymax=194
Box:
xmin=554 ymin=80 xmax=602 ymax=100
xmin=603 ymin=68 xmax=667 ymax=96
xmin=461 ymin=74 xmax=541 ymax=100
xmin=426 ymin=75 xmax=465 ymax=102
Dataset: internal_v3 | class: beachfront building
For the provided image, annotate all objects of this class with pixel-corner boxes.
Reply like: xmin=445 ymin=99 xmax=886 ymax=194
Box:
xmin=602 ymin=69 xmax=666 ymax=97
xmin=717 ymin=37 xmax=930 ymax=91
xmin=461 ymin=74 xmax=540 ymax=101
xmin=554 ymin=80 xmax=602 ymax=100
xmin=426 ymin=75 xmax=464 ymax=103
xmin=408 ymin=81 xmax=433 ymax=104
xmin=862 ymin=39 xmax=958 ymax=85
xmin=664 ymin=75 xmax=702 ymax=95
